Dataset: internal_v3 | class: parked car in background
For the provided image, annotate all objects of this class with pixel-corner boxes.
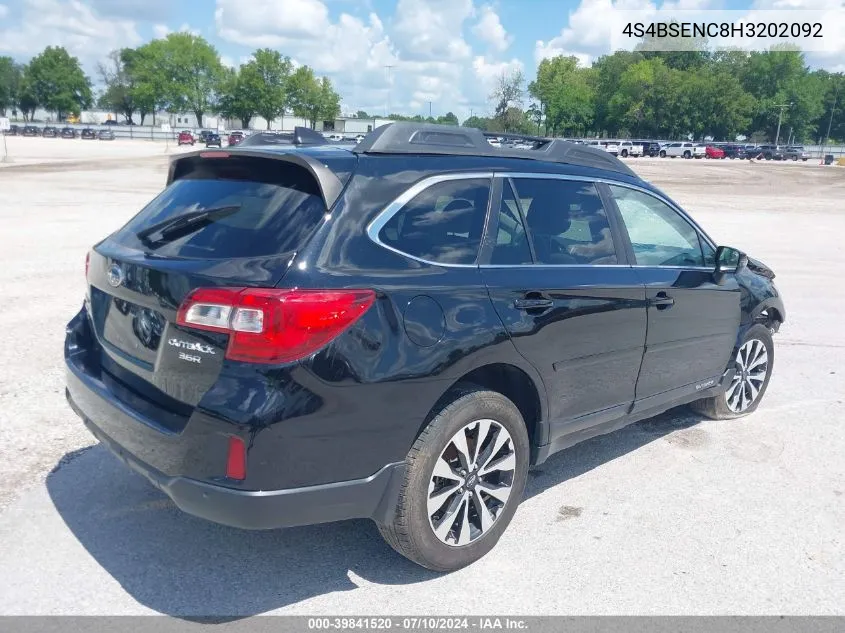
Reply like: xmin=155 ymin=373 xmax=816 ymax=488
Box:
xmin=177 ymin=130 xmax=195 ymax=146
xmin=227 ymin=130 xmax=244 ymax=146
xmin=635 ymin=140 xmax=661 ymax=157
xmin=60 ymin=127 xmax=78 ymax=139
xmin=354 ymin=134 xmax=367 ymax=143
xmin=42 ymin=126 xmax=58 ymax=138
xmin=718 ymin=144 xmax=747 ymax=159
xmin=98 ymin=129 xmax=115 ymax=141
xmin=601 ymin=140 xmax=619 ymax=156
xmin=103 ymin=120 xmax=118 ymax=126
xmin=81 ymin=128 xmax=97 ymax=140
xmin=661 ymin=142 xmax=705 ymax=159
xmin=66 ymin=122 xmax=785 ymax=572
xmin=325 ymin=133 xmax=344 ymax=142
xmin=4 ymin=124 xmax=20 ymax=136
xmin=704 ymin=145 xmax=725 ymax=159
xmin=198 ymin=130 xmax=214 ymax=143
xmin=618 ymin=141 xmax=642 ymax=158
xmin=204 ymin=132 xmax=222 ymax=148
xmin=754 ymin=145 xmax=785 ymax=160
xmin=21 ymin=125 xmax=39 ymax=137
xmin=784 ymin=146 xmax=809 ymax=161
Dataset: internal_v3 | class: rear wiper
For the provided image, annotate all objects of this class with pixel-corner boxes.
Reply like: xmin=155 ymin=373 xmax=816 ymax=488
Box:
xmin=136 ymin=205 xmax=241 ymax=247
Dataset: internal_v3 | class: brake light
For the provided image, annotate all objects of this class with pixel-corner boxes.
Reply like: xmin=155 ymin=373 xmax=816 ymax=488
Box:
xmin=176 ymin=287 xmax=376 ymax=364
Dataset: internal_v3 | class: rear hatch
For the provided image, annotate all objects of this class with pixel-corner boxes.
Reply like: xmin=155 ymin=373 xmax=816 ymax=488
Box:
xmin=85 ymin=149 xmax=355 ymax=417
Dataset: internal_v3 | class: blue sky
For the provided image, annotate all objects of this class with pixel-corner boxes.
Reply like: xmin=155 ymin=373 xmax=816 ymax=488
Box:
xmin=0 ymin=0 xmax=842 ymax=121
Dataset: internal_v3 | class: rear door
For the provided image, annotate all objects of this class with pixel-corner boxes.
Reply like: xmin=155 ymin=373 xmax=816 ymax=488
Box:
xmin=86 ymin=151 xmax=352 ymax=410
xmin=480 ymin=174 xmax=647 ymax=436
xmin=604 ymin=183 xmax=740 ymax=408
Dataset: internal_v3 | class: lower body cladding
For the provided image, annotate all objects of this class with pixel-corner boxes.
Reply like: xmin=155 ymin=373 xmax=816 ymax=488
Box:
xmin=66 ymin=377 xmax=405 ymax=529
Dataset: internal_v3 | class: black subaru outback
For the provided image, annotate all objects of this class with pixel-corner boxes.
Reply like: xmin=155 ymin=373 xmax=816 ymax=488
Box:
xmin=65 ymin=123 xmax=785 ymax=572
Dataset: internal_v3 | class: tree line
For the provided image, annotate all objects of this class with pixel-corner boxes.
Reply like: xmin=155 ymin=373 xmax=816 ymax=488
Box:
xmin=1 ymin=38 xmax=842 ymax=143
xmin=478 ymin=46 xmax=843 ymax=144
xmin=0 ymin=35 xmax=341 ymax=129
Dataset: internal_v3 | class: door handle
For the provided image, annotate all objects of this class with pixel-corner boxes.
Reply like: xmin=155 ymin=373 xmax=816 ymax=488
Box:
xmin=514 ymin=298 xmax=554 ymax=310
xmin=650 ymin=292 xmax=675 ymax=310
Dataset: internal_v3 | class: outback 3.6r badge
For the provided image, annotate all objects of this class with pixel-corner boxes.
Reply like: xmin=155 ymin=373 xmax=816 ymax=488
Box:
xmin=168 ymin=338 xmax=216 ymax=364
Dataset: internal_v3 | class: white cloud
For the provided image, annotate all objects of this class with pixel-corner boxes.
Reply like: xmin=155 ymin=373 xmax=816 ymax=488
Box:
xmin=152 ymin=22 xmax=201 ymax=39
xmin=0 ymin=0 xmax=142 ymax=64
xmin=392 ymin=0 xmax=474 ymax=62
xmin=472 ymin=5 xmax=512 ymax=52
xmin=0 ymin=4 xmax=8 ymax=19
xmin=215 ymin=0 xmax=331 ymax=43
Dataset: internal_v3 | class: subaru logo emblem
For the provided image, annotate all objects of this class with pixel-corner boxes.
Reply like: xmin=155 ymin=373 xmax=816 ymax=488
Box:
xmin=107 ymin=263 xmax=125 ymax=288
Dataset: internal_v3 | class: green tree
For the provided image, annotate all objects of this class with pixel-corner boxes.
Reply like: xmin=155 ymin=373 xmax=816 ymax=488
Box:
xmin=122 ymin=45 xmax=165 ymax=125
xmin=97 ymin=49 xmax=137 ymax=123
xmin=355 ymin=109 xmax=371 ymax=119
xmin=529 ymin=56 xmax=594 ymax=137
xmin=461 ymin=115 xmax=493 ymax=130
xmin=154 ymin=33 xmax=224 ymax=125
xmin=288 ymin=67 xmax=340 ymax=129
xmin=591 ymin=51 xmax=643 ymax=135
xmin=216 ymin=66 xmax=256 ymax=129
xmin=238 ymin=49 xmax=292 ymax=129
xmin=436 ymin=111 xmax=459 ymax=125
xmin=26 ymin=46 xmax=92 ymax=119
xmin=490 ymin=69 xmax=525 ymax=132
xmin=0 ymin=57 xmax=23 ymax=116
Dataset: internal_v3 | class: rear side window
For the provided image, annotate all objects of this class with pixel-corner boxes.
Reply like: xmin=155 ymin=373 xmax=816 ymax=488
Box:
xmin=512 ymin=178 xmax=617 ymax=265
xmin=378 ymin=178 xmax=490 ymax=265
xmin=113 ymin=157 xmax=326 ymax=259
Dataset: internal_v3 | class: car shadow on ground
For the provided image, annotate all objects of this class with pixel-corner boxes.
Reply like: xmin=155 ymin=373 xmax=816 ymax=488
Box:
xmin=47 ymin=406 xmax=704 ymax=619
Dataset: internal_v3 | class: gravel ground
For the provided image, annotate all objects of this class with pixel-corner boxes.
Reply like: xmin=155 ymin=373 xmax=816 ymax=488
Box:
xmin=0 ymin=141 xmax=842 ymax=616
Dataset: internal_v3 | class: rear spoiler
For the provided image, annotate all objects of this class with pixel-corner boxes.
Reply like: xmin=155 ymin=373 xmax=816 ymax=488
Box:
xmin=166 ymin=148 xmax=345 ymax=210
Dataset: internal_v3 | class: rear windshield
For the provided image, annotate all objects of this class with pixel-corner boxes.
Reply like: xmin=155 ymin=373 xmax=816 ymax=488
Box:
xmin=112 ymin=157 xmax=327 ymax=259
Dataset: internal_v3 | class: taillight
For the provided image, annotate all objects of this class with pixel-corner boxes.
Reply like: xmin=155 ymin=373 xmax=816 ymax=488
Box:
xmin=176 ymin=287 xmax=376 ymax=364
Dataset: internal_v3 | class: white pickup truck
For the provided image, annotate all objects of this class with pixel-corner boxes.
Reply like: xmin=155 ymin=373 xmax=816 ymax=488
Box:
xmin=660 ymin=142 xmax=706 ymax=159
xmin=586 ymin=140 xmax=619 ymax=156
xmin=617 ymin=141 xmax=642 ymax=158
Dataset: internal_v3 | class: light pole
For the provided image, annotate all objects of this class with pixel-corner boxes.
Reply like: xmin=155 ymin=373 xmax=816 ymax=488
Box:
xmin=773 ymin=103 xmax=792 ymax=146
xmin=428 ymin=101 xmax=432 ymax=119
xmin=384 ymin=65 xmax=395 ymax=118
xmin=821 ymin=85 xmax=838 ymax=159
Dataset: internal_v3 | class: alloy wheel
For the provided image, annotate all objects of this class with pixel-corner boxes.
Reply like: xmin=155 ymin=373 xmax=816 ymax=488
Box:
xmin=427 ymin=419 xmax=516 ymax=547
xmin=725 ymin=339 xmax=769 ymax=413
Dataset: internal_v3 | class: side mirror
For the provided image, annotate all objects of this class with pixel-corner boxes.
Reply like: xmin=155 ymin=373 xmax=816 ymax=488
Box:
xmin=714 ymin=245 xmax=748 ymax=283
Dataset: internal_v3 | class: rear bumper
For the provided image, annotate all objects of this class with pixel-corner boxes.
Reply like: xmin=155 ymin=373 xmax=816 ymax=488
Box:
xmin=67 ymin=385 xmax=405 ymax=530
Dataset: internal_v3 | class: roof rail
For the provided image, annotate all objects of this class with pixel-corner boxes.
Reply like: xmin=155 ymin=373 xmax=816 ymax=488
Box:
xmin=354 ymin=122 xmax=636 ymax=176
xmin=238 ymin=126 xmax=328 ymax=148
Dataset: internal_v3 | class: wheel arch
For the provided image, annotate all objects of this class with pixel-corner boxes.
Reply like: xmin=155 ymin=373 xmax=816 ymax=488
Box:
xmin=419 ymin=362 xmax=548 ymax=456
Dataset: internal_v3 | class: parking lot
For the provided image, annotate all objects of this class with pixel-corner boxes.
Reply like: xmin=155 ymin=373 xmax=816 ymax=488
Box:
xmin=0 ymin=137 xmax=842 ymax=616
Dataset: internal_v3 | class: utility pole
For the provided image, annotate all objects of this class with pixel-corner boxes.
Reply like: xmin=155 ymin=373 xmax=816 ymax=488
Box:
xmin=773 ymin=103 xmax=792 ymax=146
xmin=821 ymin=86 xmax=838 ymax=158
xmin=428 ymin=101 xmax=432 ymax=119
xmin=384 ymin=65 xmax=395 ymax=118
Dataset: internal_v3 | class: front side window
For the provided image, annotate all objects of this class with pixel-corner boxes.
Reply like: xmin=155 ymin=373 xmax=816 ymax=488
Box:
xmin=513 ymin=178 xmax=617 ymax=265
xmin=608 ymin=185 xmax=710 ymax=267
xmin=378 ymin=178 xmax=490 ymax=265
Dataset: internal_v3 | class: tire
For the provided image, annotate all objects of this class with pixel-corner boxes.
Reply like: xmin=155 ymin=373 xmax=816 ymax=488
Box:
xmin=378 ymin=385 xmax=530 ymax=572
xmin=690 ymin=324 xmax=775 ymax=420
xmin=684 ymin=151 xmax=691 ymax=159
xmin=660 ymin=150 xmax=666 ymax=158
xmin=621 ymin=150 xmax=628 ymax=158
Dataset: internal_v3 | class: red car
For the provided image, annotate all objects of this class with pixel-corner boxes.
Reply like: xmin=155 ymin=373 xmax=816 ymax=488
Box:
xmin=705 ymin=145 xmax=725 ymax=159
xmin=227 ymin=130 xmax=244 ymax=146
xmin=177 ymin=130 xmax=195 ymax=146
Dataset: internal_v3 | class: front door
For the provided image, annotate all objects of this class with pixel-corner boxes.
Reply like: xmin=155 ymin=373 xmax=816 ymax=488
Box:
xmin=604 ymin=184 xmax=741 ymax=407
xmin=480 ymin=175 xmax=648 ymax=438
